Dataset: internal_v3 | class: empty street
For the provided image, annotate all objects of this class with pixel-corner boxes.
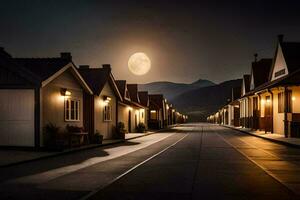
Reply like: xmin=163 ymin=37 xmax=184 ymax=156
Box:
xmin=1 ymin=124 xmax=300 ymax=199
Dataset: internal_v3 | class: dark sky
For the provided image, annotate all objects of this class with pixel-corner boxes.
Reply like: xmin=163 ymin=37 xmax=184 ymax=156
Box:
xmin=1 ymin=0 xmax=300 ymax=84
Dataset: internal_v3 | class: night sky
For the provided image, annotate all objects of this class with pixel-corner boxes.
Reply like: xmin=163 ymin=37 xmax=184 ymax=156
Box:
xmin=1 ymin=0 xmax=300 ymax=84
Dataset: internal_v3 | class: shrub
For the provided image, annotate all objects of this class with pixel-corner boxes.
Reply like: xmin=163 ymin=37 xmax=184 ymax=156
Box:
xmin=116 ymin=122 xmax=126 ymax=133
xmin=136 ymin=122 xmax=146 ymax=133
xmin=94 ymin=130 xmax=103 ymax=144
xmin=115 ymin=122 xmax=126 ymax=139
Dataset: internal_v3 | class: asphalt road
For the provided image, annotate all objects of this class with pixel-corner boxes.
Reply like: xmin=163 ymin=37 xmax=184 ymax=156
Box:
xmin=1 ymin=123 xmax=300 ymax=199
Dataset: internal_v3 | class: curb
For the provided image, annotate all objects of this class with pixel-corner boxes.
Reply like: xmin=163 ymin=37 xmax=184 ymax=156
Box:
xmin=221 ymin=125 xmax=300 ymax=149
xmin=0 ymin=126 xmax=177 ymax=168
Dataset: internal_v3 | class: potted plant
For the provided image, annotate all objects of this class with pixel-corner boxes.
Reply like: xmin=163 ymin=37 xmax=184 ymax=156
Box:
xmin=136 ymin=122 xmax=146 ymax=133
xmin=115 ymin=122 xmax=126 ymax=139
xmin=94 ymin=130 xmax=103 ymax=144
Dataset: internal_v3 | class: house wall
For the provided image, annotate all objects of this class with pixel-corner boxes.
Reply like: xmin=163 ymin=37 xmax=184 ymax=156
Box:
xmin=240 ymin=98 xmax=248 ymax=118
xmin=94 ymin=82 xmax=117 ymax=139
xmin=118 ymin=103 xmax=145 ymax=133
xmin=41 ymin=69 xmax=83 ymax=143
xmin=272 ymin=90 xmax=284 ymax=135
xmin=271 ymin=44 xmax=288 ymax=81
xmin=118 ymin=103 xmax=129 ymax=132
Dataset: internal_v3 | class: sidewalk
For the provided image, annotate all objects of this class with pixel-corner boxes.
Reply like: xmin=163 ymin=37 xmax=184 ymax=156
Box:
xmin=223 ymin=124 xmax=300 ymax=148
xmin=0 ymin=131 xmax=154 ymax=167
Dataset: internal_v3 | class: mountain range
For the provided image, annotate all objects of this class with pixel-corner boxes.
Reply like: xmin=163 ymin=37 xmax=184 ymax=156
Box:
xmin=138 ymin=79 xmax=242 ymax=122
xmin=139 ymin=79 xmax=215 ymax=100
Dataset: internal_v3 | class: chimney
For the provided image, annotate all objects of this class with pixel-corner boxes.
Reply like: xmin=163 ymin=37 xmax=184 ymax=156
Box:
xmin=278 ymin=34 xmax=284 ymax=43
xmin=254 ymin=53 xmax=258 ymax=62
xmin=60 ymin=52 xmax=72 ymax=60
xmin=79 ymin=65 xmax=90 ymax=69
xmin=102 ymin=64 xmax=111 ymax=69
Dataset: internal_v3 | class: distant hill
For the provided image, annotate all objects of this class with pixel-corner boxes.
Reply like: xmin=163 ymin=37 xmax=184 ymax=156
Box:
xmin=138 ymin=79 xmax=215 ymax=100
xmin=171 ymin=79 xmax=242 ymax=122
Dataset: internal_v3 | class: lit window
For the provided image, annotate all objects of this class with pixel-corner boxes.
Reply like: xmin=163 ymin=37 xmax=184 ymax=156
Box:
xmin=150 ymin=110 xmax=157 ymax=120
xmin=65 ymin=99 xmax=80 ymax=121
xmin=104 ymin=103 xmax=112 ymax=121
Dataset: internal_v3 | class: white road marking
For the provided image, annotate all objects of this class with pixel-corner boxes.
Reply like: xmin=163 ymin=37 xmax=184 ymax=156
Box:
xmin=7 ymin=133 xmax=175 ymax=185
xmin=79 ymin=133 xmax=189 ymax=200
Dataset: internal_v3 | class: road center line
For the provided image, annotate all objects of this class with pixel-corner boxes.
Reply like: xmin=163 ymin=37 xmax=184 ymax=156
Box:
xmin=80 ymin=132 xmax=189 ymax=200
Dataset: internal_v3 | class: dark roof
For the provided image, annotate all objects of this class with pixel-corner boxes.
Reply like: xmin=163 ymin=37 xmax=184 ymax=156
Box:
xmin=281 ymin=42 xmax=300 ymax=73
xmin=127 ymin=84 xmax=140 ymax=103
xmin=79 ymin=67 xmax=111 ymax=95
xmin=115 ymin=80 xmax=126 ymax=98
xmin=149 ymin=94 xmax=164 ymax=108
xmin=13 ymin=57 xmax=71 ymax=81
xmin=243 ymin=74 xmax=251 ymax=93
xmin=138 ymin=91 xmax=149 ymax=107
xmin=0 ymin=48 xmax=40 ymax=85
xmin=232 ymin=87 xmax=241 ymax=101
xmin=252 ymin=59 xmax=273 ymax=88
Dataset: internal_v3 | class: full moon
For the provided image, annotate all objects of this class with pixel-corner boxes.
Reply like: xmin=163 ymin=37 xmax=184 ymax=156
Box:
xmin=128 ymin=52 xmax=151 ymax=75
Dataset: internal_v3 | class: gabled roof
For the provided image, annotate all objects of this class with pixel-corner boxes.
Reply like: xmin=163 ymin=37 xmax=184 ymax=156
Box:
xmin=13 ymin=55 xmax=71 ymax=81
xmin=149 ymin=94 xmax=164 ymax=108
xmin=0 ymin=48 xmax=40 ymax=85
xmin=138 ymin=91 xmax=149 ymax=107
xmin=281 ymin=42 xmax=300 ymax=73
xmin=79 ymin=65 xmax=122 ymax=99
xmin=115 ymin=80 xmax=130 ymax=100
xmin=242 ymin=74 xmax=251 ymax=93
xmin=251 ymin=59 xmax=273 ymax=88
xmin=231 ymin=87 xmax=241 ymax=101
xmin=127 ymin=84 xmax=140 ymax=103
xmin=79 ymin=66 xmax=110 ymax=95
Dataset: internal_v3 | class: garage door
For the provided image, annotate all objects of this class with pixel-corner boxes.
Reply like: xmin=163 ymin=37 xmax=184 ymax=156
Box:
xmin=0 ymin=89 xmax=35 ymax=146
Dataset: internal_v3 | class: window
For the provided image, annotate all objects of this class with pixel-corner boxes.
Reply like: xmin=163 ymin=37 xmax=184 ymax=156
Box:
xmin=65 ymin=99 xmax=80 ymax=121
xmin=104 ymin=103 xmax=112 ymax=121
xmin=150 ymin=110 xmax=157 ymax=120
xmin=278 ymin=92 xmax=284 ymax=113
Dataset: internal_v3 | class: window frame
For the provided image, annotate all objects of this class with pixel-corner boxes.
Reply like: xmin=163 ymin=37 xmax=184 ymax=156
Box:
xmin=64 ymin=98 xmax=80 ymax=122
xmin=103 ymin=102 xmax=112 ymax=122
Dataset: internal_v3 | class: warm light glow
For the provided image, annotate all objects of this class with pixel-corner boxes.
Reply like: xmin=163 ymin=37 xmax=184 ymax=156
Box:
xmin=166 ymin=104 xmax=169 ymax=110
xmin=292 ymin=96 xmax=296 ymax=101
xmin=127 ymin=106 xmax=133 ymax=111
xmin=61 ymin=88 xmax=71 ymax=96
xmin=150 ymin=110 xmax=156 ymax=113
xmin=104 ymin=96 xmax=111 ymax=103
xmin=261 ymin=99 xmax=265 ymax=105
xmin=266 ymin=99 xmax=271 ymax=104
xmin=128 ymin=52 xmax=151 ymax=75
xmin=65 ymin=91 xmax=71 ymax=96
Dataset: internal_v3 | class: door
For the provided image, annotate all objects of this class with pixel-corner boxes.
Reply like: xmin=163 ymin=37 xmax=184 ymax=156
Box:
xmin=233 ymin=106 xmax=240 ymax=127
xmin=0 ymin=89 xmax=35 ymax=146
xmin=128 ymin=110 xmax=131 ymax=133
xmin=135 ymin=114 xmax=137 ymax=129
xmin=264 ymin=96 xmax=273 ymax=132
